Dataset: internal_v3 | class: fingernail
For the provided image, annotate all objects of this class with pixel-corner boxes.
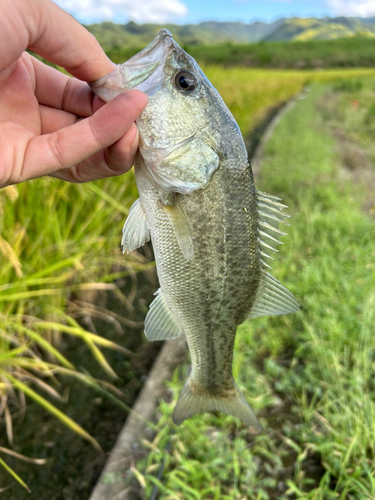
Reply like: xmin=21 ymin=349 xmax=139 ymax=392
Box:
xmin=129 ymin=124 xmax=139 ymax=155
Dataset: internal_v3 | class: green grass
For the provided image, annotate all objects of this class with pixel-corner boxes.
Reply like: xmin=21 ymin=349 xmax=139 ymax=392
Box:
xmin=185 ymin=37 xmax=375 ymax=69
xmin=131 ymin=82 xmax=375 ymax=498
xmin=205 ymin=67 xmax=375 ymax=136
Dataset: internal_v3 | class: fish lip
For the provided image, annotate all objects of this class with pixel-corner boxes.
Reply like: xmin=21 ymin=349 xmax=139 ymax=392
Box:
xmin=130 ymin=29 xmax=173 ymax=62
xmin=90 ymin=30 xmax=176 ymax=94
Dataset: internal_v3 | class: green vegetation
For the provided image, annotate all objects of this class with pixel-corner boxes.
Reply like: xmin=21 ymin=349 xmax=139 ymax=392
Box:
xmin=86 ymin=17 xmax=375 ymax=51
xmin=189 ymin=37 xmax=375 ymax=69
xmin=131 ymin=81 xmax=375 ymax=498
xmin=86 ymin=20 xmax=268 ymax=49
xmin=106 ymin=37 xmax=375 ymax=70
xmin=206 ymin=67 xmax=375 ymax=135
xmin=0 ymin=174 xmax=152 ymax=488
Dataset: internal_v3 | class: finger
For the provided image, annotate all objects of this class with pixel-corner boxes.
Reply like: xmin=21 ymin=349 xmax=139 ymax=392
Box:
xmin=105 ymin=123 xmax=139 ymax=174
xmin=31 ymin=56 xmax=94 ymax=117
xmin=19 ymin=91 xmax=147 ymax=183
xmin=39 ymin=105 xmax=78 ymax=134
xmin=1 ymin=0 xmax=113 ymax=81
xmin=53 ymin=123 xmax=139 ymax=183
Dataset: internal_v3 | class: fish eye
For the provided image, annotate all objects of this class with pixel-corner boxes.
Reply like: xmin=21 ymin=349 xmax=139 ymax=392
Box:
xmin=174 ymin=71 xmax=198 ymax=92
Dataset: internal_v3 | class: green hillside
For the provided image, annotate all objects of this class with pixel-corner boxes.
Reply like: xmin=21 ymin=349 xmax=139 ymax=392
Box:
xmin=265 ymin=17 xmax=375 ymax=41
xmin=85 ymin=19 xmax=283 ymax=50
xmin=86 ymin=16 xmax=375 ymax=50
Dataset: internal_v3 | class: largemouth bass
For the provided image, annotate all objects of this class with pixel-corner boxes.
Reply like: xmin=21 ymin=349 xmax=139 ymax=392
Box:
xmin=90 ymin=30 xmax=299 ymax=432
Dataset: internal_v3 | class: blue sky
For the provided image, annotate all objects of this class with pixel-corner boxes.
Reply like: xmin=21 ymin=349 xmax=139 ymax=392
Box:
xmin=55 ymin=0 xmax=375 ymax=25
xmin=182 ymin=0 xmax=332 ymax=24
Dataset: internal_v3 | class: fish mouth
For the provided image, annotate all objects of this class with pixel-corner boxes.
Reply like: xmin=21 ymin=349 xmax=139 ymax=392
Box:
xmin=89 ymin=30 xmax=176 ymax=99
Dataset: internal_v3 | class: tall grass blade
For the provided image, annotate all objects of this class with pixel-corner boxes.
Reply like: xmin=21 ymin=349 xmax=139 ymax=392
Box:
xmin=0 ymin=446 xmax=48 ymax=465
xmin=83 ymin=336 xmax=118 ymax=379
xmin=0 ymin=236 xmax=23 ymax=278
xmin=85 ymin=184 xmax=129 ymax=214
xmin=0 ymin=457 xmax=30 ymax=492
xmin=4 ymin=373 xmax=102 ymax=452
xmin=33 ymin=321 xmax=133 ymax=355
xmin=11 ymin=324 xmax=75 ymax=369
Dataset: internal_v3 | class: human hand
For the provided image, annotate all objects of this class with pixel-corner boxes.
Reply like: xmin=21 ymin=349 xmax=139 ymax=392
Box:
xmin=0 ymin=0 xmax=148 ymax=188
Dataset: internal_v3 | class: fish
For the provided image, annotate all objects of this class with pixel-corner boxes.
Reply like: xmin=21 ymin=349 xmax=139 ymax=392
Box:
xmin=90 ymin=30 xmax=299 ymax=432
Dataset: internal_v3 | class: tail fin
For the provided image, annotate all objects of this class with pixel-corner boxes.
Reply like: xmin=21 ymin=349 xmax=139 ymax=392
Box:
xmin=172 ymin=379 xmax=263 ymax=433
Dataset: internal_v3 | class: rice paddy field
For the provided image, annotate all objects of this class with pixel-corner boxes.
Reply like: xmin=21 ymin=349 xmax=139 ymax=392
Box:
xmin=1 ymin=63 xmax=375 ymax=498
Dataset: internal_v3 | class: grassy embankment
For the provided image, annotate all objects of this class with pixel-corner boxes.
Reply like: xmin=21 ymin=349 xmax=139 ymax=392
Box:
xmin=131 ymin=81 xmax=375 ymax=498
xmin=1 ymin=63 xmax=375 ymax=490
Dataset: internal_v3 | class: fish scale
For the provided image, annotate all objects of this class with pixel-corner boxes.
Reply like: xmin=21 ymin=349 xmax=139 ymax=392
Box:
xmin=90 ymin=29 xmax=300 ymax=430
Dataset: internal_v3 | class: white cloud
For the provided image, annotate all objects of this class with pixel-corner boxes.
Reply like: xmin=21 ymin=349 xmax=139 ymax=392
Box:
xmin=55 ymin=0 xmax=188 ymax=24
xmin=327 ymin=0 xmax=375 ymax=17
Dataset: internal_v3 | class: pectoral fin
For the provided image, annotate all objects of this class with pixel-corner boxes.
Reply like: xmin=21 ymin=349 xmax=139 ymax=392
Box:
xmin=121 ymin=198 xmax=150 ymax=253
xmin=145 ymin=288 xmax=182 ymax=341
xmin=161 ymin=194 xmax=194 ymax=261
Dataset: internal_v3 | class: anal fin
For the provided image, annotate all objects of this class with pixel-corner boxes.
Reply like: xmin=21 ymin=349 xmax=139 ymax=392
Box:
xmin=121 ymin=198 xmax=150 ymax=253
xmin=145 ymin=288 xmax=182 ymax=341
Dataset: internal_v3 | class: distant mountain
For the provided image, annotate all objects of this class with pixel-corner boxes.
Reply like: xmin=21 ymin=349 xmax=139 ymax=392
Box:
xmin=263 ymin=17 xmax=375 ymax=41
xmin=86 ymin=17 xmax=375 ymax=50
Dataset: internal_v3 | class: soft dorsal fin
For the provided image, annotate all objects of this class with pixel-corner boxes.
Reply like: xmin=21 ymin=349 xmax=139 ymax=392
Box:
xmin=248 ymin=270 xmax=300 ymax=319
xmin=121 ymin=198 xmax=150 ymax=253
xmin=247 ymin=190 xmax=300 ymax=319
xmin=160 ymin=193 xmax=194 ymax=261
xmin=145 ymin=288 xmax=182 ymax=341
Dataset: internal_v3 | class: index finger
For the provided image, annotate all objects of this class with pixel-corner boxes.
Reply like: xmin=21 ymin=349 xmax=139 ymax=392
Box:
xmin=0 ymin=0 xmax=113 ymax=81
xmin=31 ymin=55 xmax=94 ymax=117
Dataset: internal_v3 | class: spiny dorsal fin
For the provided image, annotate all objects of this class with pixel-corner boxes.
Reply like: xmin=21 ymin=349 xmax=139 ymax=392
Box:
xmin=145 ymin=288 xmax=182 ymax=341
xmin=248 ymin=270 xmax=300 ymax=319
xmin=256 ymin=190 xmax=290 ymax=268
xmin=247 ymin=191 xmax=300 ymax=319
xmin=121 ymin=198 xmax=150 ymax=253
